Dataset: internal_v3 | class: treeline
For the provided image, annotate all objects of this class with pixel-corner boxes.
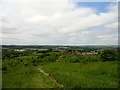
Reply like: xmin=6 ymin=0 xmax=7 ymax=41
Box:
xmin=2 ymin=48 xmax=119 ymax=71
xmin=2 ymin=49 xmax=32 ymax=59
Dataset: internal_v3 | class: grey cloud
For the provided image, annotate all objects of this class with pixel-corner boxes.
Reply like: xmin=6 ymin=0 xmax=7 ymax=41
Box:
xmin=1 ymin=0 xmax=118 ymax=45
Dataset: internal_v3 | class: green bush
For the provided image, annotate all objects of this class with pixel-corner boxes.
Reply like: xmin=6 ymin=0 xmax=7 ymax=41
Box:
xmin=2 ymin=65 xmax=7 ymax=70
xmin=98 ymin=49 xmax=118 ymax=62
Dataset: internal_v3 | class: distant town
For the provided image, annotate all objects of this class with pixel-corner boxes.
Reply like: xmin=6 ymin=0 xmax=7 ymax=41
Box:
xmin=2 ymin=45 xmax=118 ymax=55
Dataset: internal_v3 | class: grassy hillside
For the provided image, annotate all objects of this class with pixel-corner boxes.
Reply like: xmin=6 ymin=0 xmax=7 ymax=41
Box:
xmin=2 ymin=66 xmax=59 ymax=88
xmin=2 ymin=47 xmax=119 ymax=88
xmin=40 ymin=61 xmax=119 ymax=88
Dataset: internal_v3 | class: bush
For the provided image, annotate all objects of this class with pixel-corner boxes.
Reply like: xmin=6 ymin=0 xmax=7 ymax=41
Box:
xmin=72 ymin=56 xmax=81 ymax=63
xmin=2 ymin=66 xmax=7 ymax=70
xmin=98 ymin=49 xmax=118 ymax=62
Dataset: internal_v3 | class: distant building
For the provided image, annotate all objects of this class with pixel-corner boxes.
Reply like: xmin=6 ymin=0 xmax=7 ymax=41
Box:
xmin=82 ymin=51 xmax=97 ymax=55
xmin=14 ymin=49 xmax=26 ymax=52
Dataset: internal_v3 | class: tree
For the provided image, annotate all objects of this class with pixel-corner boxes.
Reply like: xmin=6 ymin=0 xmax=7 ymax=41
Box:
xmin=98 ymin=48 xmax=118 ymax=61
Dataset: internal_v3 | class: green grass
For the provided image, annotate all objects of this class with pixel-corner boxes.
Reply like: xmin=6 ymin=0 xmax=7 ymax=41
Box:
xmin=2 ymin=66 xmax=59 ymax=88
xmin=40 ymin=61 xmax=119 ymax=88
xmin=2 ymin=58 xmax=119 ymax=88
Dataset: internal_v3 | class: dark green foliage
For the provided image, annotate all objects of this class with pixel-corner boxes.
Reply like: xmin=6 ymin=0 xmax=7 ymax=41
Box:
xmin=2 ymin=48 xmax=119 ymax=69
xmin=2 ymin=65 xmax=7 ymax=71
xmin=98 ymin=49 xmax=118 ymax=61
xmin=2 ymin=49 xmax=33 ymax=59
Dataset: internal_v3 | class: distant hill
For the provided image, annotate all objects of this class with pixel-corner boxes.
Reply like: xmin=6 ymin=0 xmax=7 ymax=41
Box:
xmin=1 ymin=45 xmax=118 ymax=49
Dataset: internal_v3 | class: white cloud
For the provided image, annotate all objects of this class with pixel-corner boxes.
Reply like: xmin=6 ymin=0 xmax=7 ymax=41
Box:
xmin=1 ymin=0 xmax=118 ymax=45
xmin=105 ymin=22 xmax=118 ymax=30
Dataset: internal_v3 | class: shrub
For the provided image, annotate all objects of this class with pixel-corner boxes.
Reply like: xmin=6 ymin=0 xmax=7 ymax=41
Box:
xmin=2 ymin=66 xmax=7 ymax=70
xmin=98 ymin=48 xmax=118 ymax=61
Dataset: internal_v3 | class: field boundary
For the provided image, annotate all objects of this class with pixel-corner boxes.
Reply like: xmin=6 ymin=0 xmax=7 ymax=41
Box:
xmin=38 ymin=68 xmax=64 ymax=88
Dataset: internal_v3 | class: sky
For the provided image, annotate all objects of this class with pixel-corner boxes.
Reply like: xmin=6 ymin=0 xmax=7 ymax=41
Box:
xmin=0 ymin=0 xmax=118 ymax=45
xmin=76 ymin=2 xmax=112 ymax=13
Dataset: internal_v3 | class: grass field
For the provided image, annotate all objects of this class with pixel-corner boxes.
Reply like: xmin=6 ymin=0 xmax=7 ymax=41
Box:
xmin=40 ymin=61 xmax=119 ymax=88
xmin=2 ymin=61 xmax=119 ymax=88
xmin=2 ymin=66 xmax=59 ymax=88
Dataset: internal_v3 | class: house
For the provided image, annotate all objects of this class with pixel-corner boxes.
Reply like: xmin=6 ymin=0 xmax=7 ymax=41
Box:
xmin=14 ymin=49 xmax=26 ymax=52
xmin=82 ymin=51 xmax=97 ymax=55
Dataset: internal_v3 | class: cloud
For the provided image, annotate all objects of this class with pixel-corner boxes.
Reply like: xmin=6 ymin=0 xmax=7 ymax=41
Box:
xmin=1 ymin=0 xmax=118 ymax=45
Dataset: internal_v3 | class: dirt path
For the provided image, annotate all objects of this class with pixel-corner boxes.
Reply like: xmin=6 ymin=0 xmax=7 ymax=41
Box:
xmin=38 ymin=68 xmax=64 ymax=88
